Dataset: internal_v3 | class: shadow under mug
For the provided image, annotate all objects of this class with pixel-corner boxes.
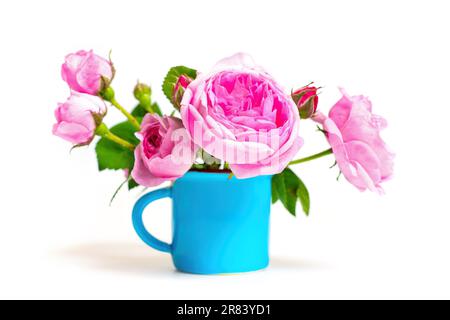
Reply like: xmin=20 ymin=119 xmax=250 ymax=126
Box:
xmin=132 ymin=171 xmax=272 ymax=274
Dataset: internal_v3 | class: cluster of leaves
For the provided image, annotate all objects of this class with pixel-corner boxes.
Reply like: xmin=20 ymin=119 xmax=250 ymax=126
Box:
xmin=272 ymin=168 xmax=310 ymax=216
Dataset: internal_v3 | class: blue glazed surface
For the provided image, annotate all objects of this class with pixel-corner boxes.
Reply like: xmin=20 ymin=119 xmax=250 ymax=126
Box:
xmin=132 ymin=171 xmax=272 ymax=274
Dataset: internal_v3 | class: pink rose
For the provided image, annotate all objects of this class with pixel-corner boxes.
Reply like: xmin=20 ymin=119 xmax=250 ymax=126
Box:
xmin=314 ymin=89 xmax=394 ymax=193
xmin=53 ymin=92 xmax=106 ymax=145
xmin=292 ymin=85 xmax=319 ymax=119
xmin=180 ymin=53 xmax=302 ymax=178
xmin=131 ymin=114 xmax=197 ymax=187
xmin=61 ymin=50 xmax=113 ymax=95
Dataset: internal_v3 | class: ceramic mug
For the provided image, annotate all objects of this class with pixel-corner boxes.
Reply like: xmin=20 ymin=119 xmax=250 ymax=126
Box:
xmin=132 ymin=171 xmax=272 ymax=274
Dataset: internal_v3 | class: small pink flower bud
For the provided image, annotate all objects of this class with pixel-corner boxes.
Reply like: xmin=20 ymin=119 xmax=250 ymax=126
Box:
xmin=173 ymin=75 xmax=192 ymax=110
xmin=292 ymin=85 xmax=319 ymax=119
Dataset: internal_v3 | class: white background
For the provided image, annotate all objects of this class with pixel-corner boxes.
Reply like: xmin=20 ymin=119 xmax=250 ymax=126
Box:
xmin=0 ymin=0 xmax=449 ymax=300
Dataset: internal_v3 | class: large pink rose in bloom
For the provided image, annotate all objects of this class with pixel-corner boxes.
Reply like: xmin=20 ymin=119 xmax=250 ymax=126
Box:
xmin=181 ymin=53 xmax=302 ymax=178
xmin=61 ymin=50 xmax=113 ymax=95
xmin=131 ymin=114 xmax=197 ymax=187
xmin=53 ymin=92 xmax=106 ymax=145
xmin=314 ymin=89 xmax=394 ymax=193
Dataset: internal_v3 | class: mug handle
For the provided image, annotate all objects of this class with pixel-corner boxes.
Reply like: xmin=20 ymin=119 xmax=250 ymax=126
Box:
xmin=132 ymin=187 xmax=172 ymax=253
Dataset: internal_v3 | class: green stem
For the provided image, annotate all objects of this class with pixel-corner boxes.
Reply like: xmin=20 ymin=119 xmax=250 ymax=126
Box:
xmin=110 ymin=98 xmax=140 ymax=130
xmin=289 ymin=148 xmax=333 ymax=166
xmin=95 ymin=123 xmax=135 ymax=151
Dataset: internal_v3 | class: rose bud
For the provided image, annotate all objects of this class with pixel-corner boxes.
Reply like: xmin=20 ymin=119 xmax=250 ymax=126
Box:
xmin=61 ymin=50 xmax=114 ymax=95
xmin=134 ymin=82 xmax=152 ymax=101
xmin=52 ymin=92 xmax=106 ymax=145
xmin=133 ymin=81 xmax=152 ymax=109
xmin=172 ymin=75 xmax=192 ymax=110
xmin=292 ymin=85 xmax=319 ymax=119
xmin=133 ymin=82 xmax=162 ymax=115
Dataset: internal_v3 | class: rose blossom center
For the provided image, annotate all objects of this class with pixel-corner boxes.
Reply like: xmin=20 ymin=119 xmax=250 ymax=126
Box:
xmin=143 ymin=126 xmax=162 ymax=159
xmin=208 ymin=72 xmax=289 ymax=131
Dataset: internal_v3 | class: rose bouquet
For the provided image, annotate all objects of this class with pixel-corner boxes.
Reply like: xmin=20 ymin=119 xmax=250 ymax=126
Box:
xmin=53 ymin=50 xmax=394 ymax=216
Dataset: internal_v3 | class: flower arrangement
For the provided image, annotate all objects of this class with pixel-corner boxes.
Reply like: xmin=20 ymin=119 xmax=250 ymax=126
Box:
xmin=53 ymin=51 xmax=394 ymax=216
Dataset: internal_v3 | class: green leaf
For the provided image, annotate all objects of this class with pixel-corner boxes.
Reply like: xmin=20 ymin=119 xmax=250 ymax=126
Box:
xmin=131 ymin=102 xmax=163 ymax=123
xmin=110 ymin=121 xmax=140 ymax=145
xmin=131 ymin=104 xmax=148 ymax=122
xmin=272 ymin=173 xmax=286 ymax=203
xmin=272 ymin=168 xmax=311 ymax=217
xmin=297 ymin=176 xmax=310 ymax=216
xmin=271 ymin=177 xmax=279 ymax=204
xmin=128 ymin=178 xmax=140 ymax=190
xmin=162 ymin=66 xmax=197 ymax=108
xmin=150 ymin=102 xmax=163 ymax=116
xmin=280 ymin=168 xmax=300 ymax=216
xmin=95 ymin=121 xmax=139 ymax=171
xmin=96 ymin=139 xmax=134 ymax=171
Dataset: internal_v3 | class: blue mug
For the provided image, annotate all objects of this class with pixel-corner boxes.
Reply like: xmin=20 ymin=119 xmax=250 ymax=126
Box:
xmin=132 ymin=171 xmax=272 ymax=274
